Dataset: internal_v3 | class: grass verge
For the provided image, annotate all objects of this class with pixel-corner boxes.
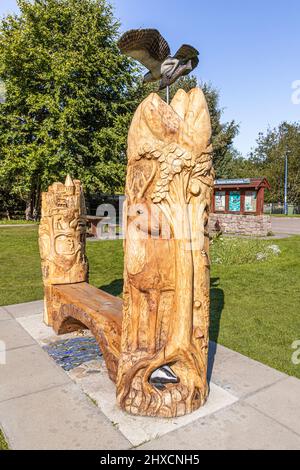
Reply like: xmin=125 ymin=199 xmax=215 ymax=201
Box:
xmin=0 ymin=429 xmax=8 ymax=450
xmin=0 ymin=219 xmax=37 ymax=225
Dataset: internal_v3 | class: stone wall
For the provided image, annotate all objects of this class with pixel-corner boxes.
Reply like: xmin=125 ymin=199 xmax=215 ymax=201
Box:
xmin=209 ymin=213 xmax=272 ymax=237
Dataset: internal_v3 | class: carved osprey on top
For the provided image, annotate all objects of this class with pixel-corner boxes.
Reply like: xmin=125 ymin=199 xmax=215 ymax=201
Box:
xmin=118 ymin=29 xmax=199 ymax=90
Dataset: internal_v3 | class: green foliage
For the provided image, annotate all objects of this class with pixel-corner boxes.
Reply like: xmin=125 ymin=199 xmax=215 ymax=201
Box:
xmin=218 ymin=147 xmax=255 ymax=179
xmin=0 ymin=80 xmax=6 ymax=103
xmin=201 ymin=82 xmax=239 ymax=176
xmin=130 ymin=75 xmax=239 ymax=178
xmin=159 ymin=76 xmax=239 ymax=177
xmin=0 ymin=0 xmax=139 ymax=217
xmin=0 ymin=1 xmax=239 ymax=218
xmin=224 ymin=122 xmax=300 ymax=204
xmin=210 ymin=236 xmax=281 ymax=265
xmin=251 ymin=122 xmax=300 ymax=204
xmin=0 ymin=429 xmax=8 ymax=450
xmin=0 ymin=0 xmax=239 ymax=217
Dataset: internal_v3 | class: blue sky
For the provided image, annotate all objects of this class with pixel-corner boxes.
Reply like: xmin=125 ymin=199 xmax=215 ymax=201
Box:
xmin=1 ymin=0 xmax=299 ymax=156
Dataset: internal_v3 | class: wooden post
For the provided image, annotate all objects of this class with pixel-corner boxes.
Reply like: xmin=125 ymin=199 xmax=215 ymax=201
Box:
xmin=116 ymin=88 xmax=215 ymax=417
xmin=257 ymin=187 xmax=264 ymax=215
xmin=39 ymin=175 xmax=88 ymax=326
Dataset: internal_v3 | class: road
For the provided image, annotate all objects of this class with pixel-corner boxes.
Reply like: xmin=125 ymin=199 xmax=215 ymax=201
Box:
xmin=271 ymin=217 xmax=300 ymax=235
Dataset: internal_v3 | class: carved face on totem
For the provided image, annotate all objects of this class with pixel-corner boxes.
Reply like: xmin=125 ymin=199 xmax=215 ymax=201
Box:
xmin=39 ymin=177 xmax=88 ymax=285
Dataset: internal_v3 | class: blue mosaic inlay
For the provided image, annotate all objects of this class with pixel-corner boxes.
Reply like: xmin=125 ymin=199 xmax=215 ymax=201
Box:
xmin=43 ymin=337 xmax=102 ymax=371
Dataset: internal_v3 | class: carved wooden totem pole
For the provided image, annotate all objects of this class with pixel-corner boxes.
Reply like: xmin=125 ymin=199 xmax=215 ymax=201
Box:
xmin=117 ymin=88 xmax=215 ymax=417
xmin=39 ymin=175 xmax=88 ymax=326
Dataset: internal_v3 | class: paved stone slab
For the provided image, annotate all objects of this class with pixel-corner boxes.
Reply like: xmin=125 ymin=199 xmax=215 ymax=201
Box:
xmin=3 ymin=300 xmax=44 ymax=319
xmin=68 ymin=360 xmax=238 ymax=447
xmin=210 ymin=348 xmax=286 ymax=397
xmin=245 ymin=376 xmax=300 ymax=435
xmin=207 ymin=341 xmax=238 ymax=382
xmin=0 ymin=345 xmax=70 ymax=403
xmin=17 ymin=313 xmax=60 ymax=345
xmin=13 ymin=315 xmax=238 ymax=447
xmin=0 ymin=307 xmax=11 ymax=322
xmin=0 ymin=319 xmax=35 ymax=351
xmin=16 ymin=313 xmax=90 ymax=346
xmin=0 ymin=383 xmax=130 ymax=450
xmin=139 ymin=401 xmax=300 ymax=450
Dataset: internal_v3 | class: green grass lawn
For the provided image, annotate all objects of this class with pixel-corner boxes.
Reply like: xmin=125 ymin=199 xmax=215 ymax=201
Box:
xmin=0 ymin=219 xmax=37 ymax=225
xmin=0 ymin=226 xmax=124 ymax=305
xmin=0 ymin=429 xmax=8 ymax=450
xmin=269 ymin=214 xmax=300 ymax=218
xmin=0 ymin=226 xmax=300 ymax=379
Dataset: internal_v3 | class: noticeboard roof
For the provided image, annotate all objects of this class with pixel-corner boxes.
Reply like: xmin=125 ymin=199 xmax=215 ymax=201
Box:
xmin=214 ymin=178 xmax=270 ymax=190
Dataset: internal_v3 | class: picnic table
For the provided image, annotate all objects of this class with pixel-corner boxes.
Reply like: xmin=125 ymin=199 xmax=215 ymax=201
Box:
xmin=86 ymin=215 xmax=111 ymax=237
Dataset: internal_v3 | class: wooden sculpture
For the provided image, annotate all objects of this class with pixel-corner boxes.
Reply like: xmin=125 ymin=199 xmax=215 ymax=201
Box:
xmin=118 ymin=29 xmax=199 ymax=90
xmin=116 ymin=88 xmax=214 ymax=417
xmin=38 ymin=175 xmax=122 ymax=381
xmin=39 ymin=175 xmax=88 ymax=325
xmin=39 ymin=87 xmax=214 ymax=419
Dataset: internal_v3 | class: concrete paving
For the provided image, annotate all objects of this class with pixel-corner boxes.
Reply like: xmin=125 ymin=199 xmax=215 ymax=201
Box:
xmin=139 ymin=401 xmax=300 ymax=450
xmin=0 ymin=344 xmax=70 ymax=402
xmin=67 ymin=361 xmax=238 ymax=447
xmin=245 ymin=376 xmax=300 ymax=435
xmin=14 ymin=314 xmax=239 ymax=447
xmin=271 ymin=216 xmax=300 ymax=235
xmin=0 ymin=318 xmax=35 ymax=350
xmin=209 ymin=345 xmax=286 ymax=398
xmin=0 ymin=300 xmax=300 ymax=450
xmin=2 ymin=300 xmax=44 ymax=319
xmin=0 ymin=383 xmax=130 ymax=450
xmin=0 ymin=307 xmax=12 ymax=322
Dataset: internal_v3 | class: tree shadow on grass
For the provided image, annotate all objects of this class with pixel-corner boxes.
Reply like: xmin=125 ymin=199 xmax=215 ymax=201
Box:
xmin=207 ymin=277 xmax=225 ymax=383
xmin=99 ymin=278 xmax=124 ymax=297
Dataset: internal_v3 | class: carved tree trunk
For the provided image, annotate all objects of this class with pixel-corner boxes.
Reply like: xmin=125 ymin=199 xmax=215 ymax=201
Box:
xmin=38 ymin=175 xmax=89 ymax=326
xmin=116 ymin=88 xmax=215 ymax=418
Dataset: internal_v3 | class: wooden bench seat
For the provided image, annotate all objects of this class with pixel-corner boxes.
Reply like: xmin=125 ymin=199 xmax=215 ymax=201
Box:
xmin=50 ymin=282 xmax=123 ymax=382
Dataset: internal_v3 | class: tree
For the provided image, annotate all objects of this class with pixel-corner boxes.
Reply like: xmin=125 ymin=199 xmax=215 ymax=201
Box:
xmin=0 ymin=2 xmax=239 ymax=219
xmin=0 ymin=0 xmax=139 ymax=218
xmin=168 ymin=77 xmax=239 ymax=177
xmin=250 ymin=122 xmax=300 ymax=204
xmin=216 ymin=147 xmax=255 ymax=180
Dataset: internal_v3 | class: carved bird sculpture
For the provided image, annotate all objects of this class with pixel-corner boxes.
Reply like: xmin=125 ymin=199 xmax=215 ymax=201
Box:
xmin=118 ymin=28 xmax=199 ymax=90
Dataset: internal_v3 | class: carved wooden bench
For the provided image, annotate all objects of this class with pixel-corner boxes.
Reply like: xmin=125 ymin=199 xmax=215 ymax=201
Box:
xmin=49 ymin=282 xmax=122 ymax=382
xmin=40 ymin=84 xmax=214 ymax=418
xmin=39 ymin=176 xmax=123 ymax=383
